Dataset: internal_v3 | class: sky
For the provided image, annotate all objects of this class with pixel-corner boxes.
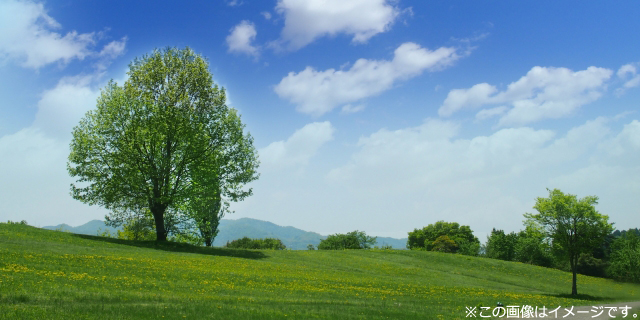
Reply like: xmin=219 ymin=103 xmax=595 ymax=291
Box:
xmin=1 ymin=0 xmax=639 ymax=240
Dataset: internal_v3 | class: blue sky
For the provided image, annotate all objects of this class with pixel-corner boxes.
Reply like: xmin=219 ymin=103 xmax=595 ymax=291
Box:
xmin=1 ymin=0 xmax=639 ymax=240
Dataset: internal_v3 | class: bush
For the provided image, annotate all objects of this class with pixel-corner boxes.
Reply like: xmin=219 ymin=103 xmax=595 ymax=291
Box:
xmin=318 ymin=231 xmax=376 ymax=250
xmin=225 ymin=237 xmax=286 ymax=250
xmin=577 ymin=253 xmax=608 ymax=278
xmin=607 ymin=230 xmax=640 ymax=283
xmin=117 ymin=216 xmax=156 ymax=241
xmin=5 ymin=220 xmax=28 ymax=225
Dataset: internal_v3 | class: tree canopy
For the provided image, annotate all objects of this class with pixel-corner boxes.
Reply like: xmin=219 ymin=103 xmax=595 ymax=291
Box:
xmin=407 ymin=221 xmax=480 ymax=255
xmin=525 ymin=188 xmax=613 ymax=295
xmin=68 ymin=47 xmax=259 ymax=242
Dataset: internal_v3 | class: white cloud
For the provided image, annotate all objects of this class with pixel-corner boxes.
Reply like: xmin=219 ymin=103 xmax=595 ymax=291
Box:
xmin=95 ymin=37 xmax=127 ymax=71
xmin=32 ymin=75 xmax=100 ymax=140
xmin=274 ymin=0 xmax=400 ymax=50
xmin=259 ymin=121 xmax=335 ymax=170
xmin=617 ymin=63 xmax=636 ymax=79
xmin=440 ymin=83 xmax=497 ymax=117
xmin=475 ymin=106 xmax=507 ymax=121
xmin=439 ymin=66 xmax=613 ymax=126
xmin=275 ymin=42 xmax=459 ymax=116
xmin=98 ymin=37 xmax=127 ymax=59
xmin=0 ymin=0 xmax=97 ymax=69
xmin=261 ymin=12 xmax=272 ymax=20
xmin=615 ymin=63 xmax=640 ymax=96
xmin=226 ymin=20 xmax=259 ymax=57
xmin=226 ymin=0 xmax=243 ymax=6
xmin=341 ymin=104 xmax=365 ymax=114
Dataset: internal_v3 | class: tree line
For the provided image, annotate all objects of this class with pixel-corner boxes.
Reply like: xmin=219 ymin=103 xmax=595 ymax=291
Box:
xmin=405 ymin=189 xmax=639 ymax=295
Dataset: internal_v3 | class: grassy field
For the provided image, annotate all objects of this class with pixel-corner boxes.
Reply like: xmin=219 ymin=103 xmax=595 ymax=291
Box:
xmin=1 ymin=223 xmax=639 ymax=319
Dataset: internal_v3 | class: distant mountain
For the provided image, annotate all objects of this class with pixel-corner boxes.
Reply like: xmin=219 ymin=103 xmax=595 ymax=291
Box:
xmin=213 ymin=218 xmax=326 ymax=249
xmin=43 ymin=220 xmax=121 ymax=235
xmin=43 ymin=218 xmax=408 ymax=250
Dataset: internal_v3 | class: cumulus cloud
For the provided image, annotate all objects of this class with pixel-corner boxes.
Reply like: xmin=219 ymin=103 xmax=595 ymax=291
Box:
xmin=0 ymin=0 xmax=127 ymax=70
xmin=226 ymin=20 xmax=259 ymax=57
xmin=439 ymin=66 xmax=613 ymax=126
xmin=0 ymin=0 xmax=97 ymax=69
xmin=615 ymin=63 xmax=640 ymax=96
xmin=475 ymin=106 xmax=508 ymax=121
xmin=275 ymin=42 xmax=459 ymax=116
xmin=259 ymin=121 xmax=335 ymax=170
xmin=341 ymin=104 xmax=365 ymax=114
xmin=226 ymin=0 xmax=243 ymax=6
xmin=32 ymin=75 xmax=101 ymax=140
xmin=274 ymin=0 xmax=400 ymax=50
xmin=95 ymin=37 xmax=127 ymax=71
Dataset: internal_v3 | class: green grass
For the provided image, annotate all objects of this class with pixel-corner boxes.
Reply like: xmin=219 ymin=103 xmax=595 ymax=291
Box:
xmin=1 ymin=223 xmax=639 ymax=319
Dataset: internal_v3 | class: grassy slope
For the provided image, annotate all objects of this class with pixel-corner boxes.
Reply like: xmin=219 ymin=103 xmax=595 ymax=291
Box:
xmin=1 ymin=224 xmax=639 ymax=319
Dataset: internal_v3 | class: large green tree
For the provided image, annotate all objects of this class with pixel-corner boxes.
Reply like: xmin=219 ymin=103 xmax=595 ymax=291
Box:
xmin=68 ymin=47 xmax=259 ymax=242
xmin=525 ymin=188 xmax=613 ymax=295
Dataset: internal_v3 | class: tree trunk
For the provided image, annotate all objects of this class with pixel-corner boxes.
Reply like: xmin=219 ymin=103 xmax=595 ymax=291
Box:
xmin=151 ymin=204 xmax=167 ymax=241
xmin=571 ymin=254 xmax=578 ymax=295
xmin=205 ymin=238 xmax=212 ymax=247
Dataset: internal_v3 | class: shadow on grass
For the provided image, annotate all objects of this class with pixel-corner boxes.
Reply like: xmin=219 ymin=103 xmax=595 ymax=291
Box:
xmin=72 ymin=234 xmax=268 ymax=260
xmin=543 ymin=293 xmax=609 ymax=302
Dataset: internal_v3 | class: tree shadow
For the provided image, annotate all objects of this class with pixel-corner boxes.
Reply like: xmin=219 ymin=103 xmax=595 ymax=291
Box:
xmin=72 ymin=234 xmax=268 ymax=260
xmin=542 ymin=293 xmax=610 ymax=302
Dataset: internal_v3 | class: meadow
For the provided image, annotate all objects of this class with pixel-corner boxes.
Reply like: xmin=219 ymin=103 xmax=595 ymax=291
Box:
xmin=1 ymin=223 xmax=639 ymax=319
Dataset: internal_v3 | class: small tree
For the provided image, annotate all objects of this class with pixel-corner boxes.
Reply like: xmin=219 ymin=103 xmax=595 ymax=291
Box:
xmin=525 ymin=188 xmax=613 ymax=295
xmin=485 ymin=229 xmax=518 ymax=261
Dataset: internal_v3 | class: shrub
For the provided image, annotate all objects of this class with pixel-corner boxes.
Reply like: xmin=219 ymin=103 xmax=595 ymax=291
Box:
xmin=5 ymin=220 xmax=28 ymax=225
xmin=225 ymin=237 xmax=286 ymax=250
xmin=317 ymin=231 xmax=376 ymax=250
xmin=607 ymin=230 xmax=640 ymax=283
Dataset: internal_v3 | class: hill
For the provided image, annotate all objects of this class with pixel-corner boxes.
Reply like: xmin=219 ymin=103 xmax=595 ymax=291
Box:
xmin=3 ymin=223 xmax=639 ymax=319
xmin=44 ymin=218 xmax=409 ymax=250
xmin=43 ymin=220 xmax=121 ymax=235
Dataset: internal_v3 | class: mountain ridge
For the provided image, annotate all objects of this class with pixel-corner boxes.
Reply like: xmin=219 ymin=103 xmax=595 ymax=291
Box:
xmin=43 ymin=218 xmax=408 ymax=250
